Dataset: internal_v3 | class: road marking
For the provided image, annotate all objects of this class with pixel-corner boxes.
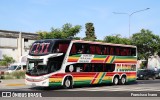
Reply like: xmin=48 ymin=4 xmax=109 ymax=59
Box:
xmin=6 ymin=84 xmax=26 ymax=86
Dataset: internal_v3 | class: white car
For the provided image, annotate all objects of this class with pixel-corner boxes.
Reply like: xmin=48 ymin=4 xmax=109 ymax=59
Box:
xmin=6 ymin=63 xmax=26 ymax=73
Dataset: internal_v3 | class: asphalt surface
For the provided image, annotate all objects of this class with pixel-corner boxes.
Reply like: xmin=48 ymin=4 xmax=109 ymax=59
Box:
xmin=0 ymin=79 xmax=160 ymax=99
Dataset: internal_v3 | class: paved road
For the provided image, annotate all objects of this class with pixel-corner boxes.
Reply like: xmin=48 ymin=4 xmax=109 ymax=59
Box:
xmin=1 ymin=79 xmax=160 ymax=99
xmin=1 ymin=79 xmax=160 ymax=91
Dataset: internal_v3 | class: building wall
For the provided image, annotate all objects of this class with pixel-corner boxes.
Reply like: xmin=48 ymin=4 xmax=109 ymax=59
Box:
xmin=0 ymin=30 xmax=38 ymax=62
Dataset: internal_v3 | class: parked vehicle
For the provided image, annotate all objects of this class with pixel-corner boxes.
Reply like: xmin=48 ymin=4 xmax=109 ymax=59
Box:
xmin=137 ymin=69 xmax=156 ymax=80
xmin=155 ymin=69 xmax=160 ymax=78
xmin=6 ymin=62 xmax=26 ymax=73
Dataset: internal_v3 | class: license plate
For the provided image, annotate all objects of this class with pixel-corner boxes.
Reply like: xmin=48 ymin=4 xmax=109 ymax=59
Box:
xmin=32 ymin=83 xmax=36 ymax=86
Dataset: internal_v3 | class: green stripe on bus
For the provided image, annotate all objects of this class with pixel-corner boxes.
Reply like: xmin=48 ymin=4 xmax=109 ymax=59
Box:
xmin=70 ymin=54 xmax=81 ymax=57
xmin=49 ymin=82 xmax=61 ymax=86
xmin=94 ymin=55 xmax=107 ymax=58
xmin=74 ymin=80 xmax=91 ymax=85
xmin=101 ymin=80 xmax=112 ymax=84
xmin=110 ymin=56 xmax=115 ymax=63
xmin=116 ymin=56 xmax=136 ymax=59
xmin=98 ymin=72 xmax=106 ymax=84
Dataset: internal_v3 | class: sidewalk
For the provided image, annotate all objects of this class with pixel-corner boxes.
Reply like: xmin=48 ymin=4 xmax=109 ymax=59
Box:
xmin=0 ymin=79 xmax=25 ymax=86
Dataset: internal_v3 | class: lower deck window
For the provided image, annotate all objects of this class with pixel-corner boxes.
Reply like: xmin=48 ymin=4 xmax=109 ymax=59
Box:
xmin=65 ymin=63 xmax=115 ymax=72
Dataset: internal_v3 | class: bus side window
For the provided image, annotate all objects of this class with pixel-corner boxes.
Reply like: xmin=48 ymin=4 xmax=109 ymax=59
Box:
xmin=76 ymin=64 xmax=83 ymax=72
xmin=77 ymin=44 xmax=83 ymax=54
xmin=103 ymin=64 xmax=106 ymax=72
xmin=90 ymin=45 xmax=95 ymax=54
xmin=84 ymin=64 xmax=92 ymax=72
xmin=115 ymin=47 xmax=120 ymax=56
xmin=59 ymin=43 xmax=69 ymax=53
xmin=102 ymin=46 xmax=108 ymax=55
xmin=94 ymin=64 xmax=103 ymax=72
xmin=120 ymin=47 xmax=125 ymax=56
xmin=131 ymin=48 xmax=136 ymax=56
xmin=110 ymin=47 xmax=114 ymax=55
xmin=82 ymin=44 xmax=90 ymax=54
xmin=125 ymin=48 xmax=131 ymax=56
xmin=105 ymin=64 xmax=115 ymax=72
xmin=70 ymin=44 xmax=76 ymax=55
xmin=105 ymin=46 xmax=110 ymax=55
xmin=95 ymin=45 xmax=101 ymax=54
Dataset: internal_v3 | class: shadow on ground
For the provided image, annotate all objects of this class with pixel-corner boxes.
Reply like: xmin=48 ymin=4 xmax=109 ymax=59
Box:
xmin=29 ymin=81 xmax=138 ymax=91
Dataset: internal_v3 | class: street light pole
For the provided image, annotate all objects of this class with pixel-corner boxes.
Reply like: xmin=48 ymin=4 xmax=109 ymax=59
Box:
xmin=113 ymin=8 xmax=150 ymax=37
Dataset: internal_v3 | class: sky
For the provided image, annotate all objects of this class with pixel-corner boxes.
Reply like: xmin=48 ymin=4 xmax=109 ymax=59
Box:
xmin=0 ymin=0 xmax=160 ymax=40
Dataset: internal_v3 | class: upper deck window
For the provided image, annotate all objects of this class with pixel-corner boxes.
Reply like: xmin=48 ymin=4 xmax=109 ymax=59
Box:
xmin=52 ymin=42 xmax=69 ymax=53
xmin=30 ymin=42 xmax=51 ymax=55
xmin=69 ymin=42 xmax=136 ymax=56
xmin=29 ymin=40 xmax=71 ymax=55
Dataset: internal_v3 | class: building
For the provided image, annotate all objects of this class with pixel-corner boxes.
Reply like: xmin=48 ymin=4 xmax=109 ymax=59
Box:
xmin=0 ymin=30 xmax=38 ymax=62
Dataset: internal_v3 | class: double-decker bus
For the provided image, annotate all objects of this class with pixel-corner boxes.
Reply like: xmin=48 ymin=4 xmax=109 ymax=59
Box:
xmin=25 ymin=39 xmax=137 ymax=88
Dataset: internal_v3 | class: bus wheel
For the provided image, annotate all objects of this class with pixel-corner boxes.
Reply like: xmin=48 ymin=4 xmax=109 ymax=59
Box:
xmin=113 ymin=76 xmax=119 ymax=85
xmin=63 ymin=77 xmax=73 ymax=89
xmin=120 ymin=76 xmax=126 ymax=85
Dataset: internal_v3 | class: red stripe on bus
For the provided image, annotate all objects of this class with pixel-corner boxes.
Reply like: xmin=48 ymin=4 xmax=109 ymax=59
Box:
xmin=91 ymin=73 xmax=99 ymax=84
xmin=104 ymin=56 xmax=110 ymax=63
xmin=91 ymin=60 xmax=104 ymax=63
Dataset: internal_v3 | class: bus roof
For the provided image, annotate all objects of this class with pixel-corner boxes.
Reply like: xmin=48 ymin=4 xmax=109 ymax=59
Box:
xmin=72 ymin=40 xmax=136 ymax=48
xmin=34 ymin=39 xmax=71 ymax=43
xmin=33 ymin=39 xmax=136 ymax=48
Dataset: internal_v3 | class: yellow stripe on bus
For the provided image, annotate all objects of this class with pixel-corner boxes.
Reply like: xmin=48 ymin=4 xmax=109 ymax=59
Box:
xmin=68 ymin=57 xmax=79 ymax=59
xmin=106 ymin=56 xmax=113 ymax=63
xmin=93 ymin=72 xmax=104 ymax=84
xmin=92 ymin=58 xmax=105 ymax=60
xmin=49 ymin=78 xmax=62 ymax=82
xmin=74 ymin=77 xmax=93 ymax=81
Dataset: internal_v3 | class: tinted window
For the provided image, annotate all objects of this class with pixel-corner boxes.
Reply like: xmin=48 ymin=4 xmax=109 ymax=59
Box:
xmin=53 ymin=42 xmax=69 ymax=53
xmin=30 ymin=42 xmax=51 ymax=54
xmin=65 ymin=63 xmax=115 ymax=72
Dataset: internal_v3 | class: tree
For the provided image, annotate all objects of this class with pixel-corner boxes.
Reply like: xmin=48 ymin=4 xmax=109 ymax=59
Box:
xmin=83 ymin=22 xmax=97 ymax=41
xmin=0 ymin=55 xmax=15 ymax=67
xmin=103 ymin=34 xmax=131 ymax=45
xmin=131 ymin=29 xmax=160 ymax=60
xmin=37 ymin=23 xmax=82 ymax=39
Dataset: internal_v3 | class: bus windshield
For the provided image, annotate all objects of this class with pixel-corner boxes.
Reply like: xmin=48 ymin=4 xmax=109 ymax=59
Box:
xmin=29 ymin=40 xmax=70 ymax=55
xmin=26 ymin=60 xmax=61 ymax=76
xmin=30 ymin=42 xmax=52 ymax=55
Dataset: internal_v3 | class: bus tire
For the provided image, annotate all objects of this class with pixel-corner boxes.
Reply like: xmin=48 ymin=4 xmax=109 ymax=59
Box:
xmin=113 ymin=76 xmax=119 ymax=85
xmin=63 ymin=76 xmax=73 ymax=89
xmin=119 ymin=76 xmax=126 ymax=85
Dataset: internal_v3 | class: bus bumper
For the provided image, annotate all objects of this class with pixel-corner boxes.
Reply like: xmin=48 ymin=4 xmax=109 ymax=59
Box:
xmin=25 ymin=78 xmax=49 ymax=87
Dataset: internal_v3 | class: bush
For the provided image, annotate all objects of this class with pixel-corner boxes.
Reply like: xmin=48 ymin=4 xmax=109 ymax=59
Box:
xmin=3 ymin=71 xmax=26 ymax=79
xmin=12 ymin=71 xmax=25 ymax=79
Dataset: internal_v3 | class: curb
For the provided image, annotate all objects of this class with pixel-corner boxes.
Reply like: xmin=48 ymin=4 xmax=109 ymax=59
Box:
xmin=5 ymin=84 xmax=26 ymax=86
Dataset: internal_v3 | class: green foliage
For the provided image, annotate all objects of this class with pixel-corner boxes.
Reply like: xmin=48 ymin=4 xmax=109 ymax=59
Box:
xmin=0 ymin=55 xmax=15 ymax=67
xmin=139 ymin=62 xmax=147 ymax=69
xmin=3 ymin=71 xmax=25 ymax=79
xmin=37 ymin=23 xmax=82 ymax=39
xmin=103 ymin=34 xmax=131 ymax=45
xmin=131 ymin=29 xmax=160 ymax=60
xmin=83 ymin=22 xmax=97 ymax=41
